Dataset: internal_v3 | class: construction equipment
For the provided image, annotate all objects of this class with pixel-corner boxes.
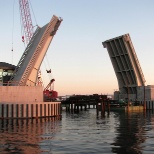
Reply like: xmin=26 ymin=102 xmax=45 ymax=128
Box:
xmin=43 ymin=79 xmax=58 ymax=101
xmin=19 ymin=0 xmax=34 ymax=44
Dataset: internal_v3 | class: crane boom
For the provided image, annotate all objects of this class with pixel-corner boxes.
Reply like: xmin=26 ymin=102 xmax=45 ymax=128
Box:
xmin=19 ymin=0 xmax=33 ymax=44
xmin=44 ymin=79 xmax=55 ymax=91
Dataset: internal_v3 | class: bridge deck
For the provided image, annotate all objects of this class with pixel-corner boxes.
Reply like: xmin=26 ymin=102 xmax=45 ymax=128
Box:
xmin=103 ymin=34 xmax=145 ymax=95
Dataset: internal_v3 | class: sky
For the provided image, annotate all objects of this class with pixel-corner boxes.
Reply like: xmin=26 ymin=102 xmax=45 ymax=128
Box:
xmin=0 ymin=0 xmax=154 ymax=96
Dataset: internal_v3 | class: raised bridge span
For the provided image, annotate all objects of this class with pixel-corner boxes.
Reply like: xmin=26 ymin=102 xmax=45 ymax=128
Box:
xmin=103 ymin=34 xmax=145 ymax=99
xmin=9 ymin=15 xmax=62 ymax=86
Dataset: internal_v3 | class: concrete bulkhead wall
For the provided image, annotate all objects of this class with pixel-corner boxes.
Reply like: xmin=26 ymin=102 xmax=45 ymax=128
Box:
xmin=114 ymin=85 xmax=154 ymax=102
xmin=0 ymin=86 xmax=62 ymax=118
xmin=0 ymin=86 xmax=43 ymax=103
xmin=137 ymin=85 xmax=154 ymax=101
xmin=0 ymin=102 xmax=61 ymax=118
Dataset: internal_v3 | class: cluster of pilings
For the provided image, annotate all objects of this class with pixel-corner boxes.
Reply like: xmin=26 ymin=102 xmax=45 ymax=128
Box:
xmin=64 ymin=98 xmax=98 ymax=113
xmin=65 ymin=101 xmax=87 ymax=113
xmin=96 ymin=99 xmax=110 ymax=116
xmin=61 ymin=94 xmax=108 ymax=113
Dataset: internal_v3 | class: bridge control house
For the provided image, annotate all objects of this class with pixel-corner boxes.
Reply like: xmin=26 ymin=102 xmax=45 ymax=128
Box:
xmin=0 ymin=62 xmax=16 ymax=86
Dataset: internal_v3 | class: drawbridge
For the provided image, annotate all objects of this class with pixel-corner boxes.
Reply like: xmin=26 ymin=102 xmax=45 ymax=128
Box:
xmin=9 ymin=15 xmax=62 ymax=86
xmin=103 ymin=34 xmax=145 ymax=97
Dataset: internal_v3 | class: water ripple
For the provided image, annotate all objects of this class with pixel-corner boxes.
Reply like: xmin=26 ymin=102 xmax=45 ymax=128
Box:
xmin=0 ymin=110 xmax=154 ymax=153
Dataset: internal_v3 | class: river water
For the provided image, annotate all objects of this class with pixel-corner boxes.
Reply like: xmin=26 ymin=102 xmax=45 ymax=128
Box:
xmin=0 ymin=109 xmax=154 ymax=154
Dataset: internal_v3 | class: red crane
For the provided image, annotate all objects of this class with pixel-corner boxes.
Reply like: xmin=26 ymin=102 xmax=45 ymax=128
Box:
xmin=19 ymin=0 xmax=33 ymax=44
xmin=43 ymin=79 xmax=58 ymax=102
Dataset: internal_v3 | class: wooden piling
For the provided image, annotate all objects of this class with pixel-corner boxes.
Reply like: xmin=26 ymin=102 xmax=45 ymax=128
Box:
xmin=143 ymin=86 xmax=146 ymax=111
xmin=101 ymin=101 xmax=105 ymax=117
xmin=71 ymin=102 xmax=73 ymax=113
xmin=84 ymin=104 xmax=87 ymax=111
xmin=76 ymin=104 xmax=79 ymax=113
xmin=107 ymin=100 xmax=110 ymax=114
xmin=81 ymin=105 xmax=83 ymax=111
xmin=96 ymin=102 xmax=99 ymax=116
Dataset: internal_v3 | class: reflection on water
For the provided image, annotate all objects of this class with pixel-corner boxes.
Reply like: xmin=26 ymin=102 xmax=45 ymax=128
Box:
xmin=111 ymin=112 xmax=146 ymax=154
xmin=0 ymin=110 xmax=154 ymax=153
xmin=0 ymin=117 xmax=61 ymax=154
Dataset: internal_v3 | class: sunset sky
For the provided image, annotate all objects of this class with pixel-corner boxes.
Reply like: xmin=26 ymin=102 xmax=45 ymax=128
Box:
xmin=0 ymin=0 xmax=154 ymax=96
